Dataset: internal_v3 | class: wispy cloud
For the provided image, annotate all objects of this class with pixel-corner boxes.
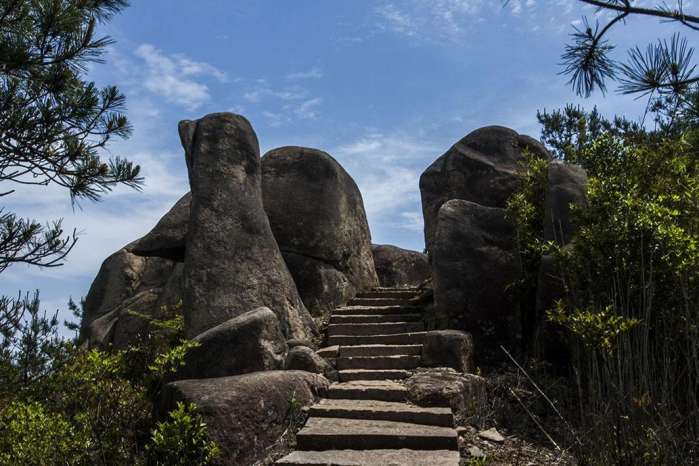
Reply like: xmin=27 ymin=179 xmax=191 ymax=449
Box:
xmin=242 ymin=79 xmax=324 ymax=126
xmin=376 ymin=3 xmax=419 ymax=37
xmin=332 ymin=131 xmax=439 ymax=230
xmin=295 ymin=97 xmax=322 ymax=119
xmin=286 ymin=67 xmax=324 ymax=80
xmin=375 ymin=0 xmax=576 ymax=43
xmin=134 ymin=44 xmax=227 ymax=109
xmin=399 ymin=211 xmax=424 ymax=232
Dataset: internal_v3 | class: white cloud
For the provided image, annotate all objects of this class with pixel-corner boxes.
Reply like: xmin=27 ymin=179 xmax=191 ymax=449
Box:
xmin=286 ymin=67 xmax=324 ymax=80
xmin=262 ymin=110 xmax=291 ymax=127
xmin=374 ymin=0 xmax=582 ymax=43
xmin=331 ymin=132 xmax=438 ymax=226
xmin=399 ymin=211 xmax=424 ymax=232
xmin=243 ymin=79 xmax=323 ymax=126
xmin=296 ymin=97 xmax=322 ymax=119
xmin=134 ymin=44 xmax=226 ymax=109
xmin=376 ymin=3 xmax=418 ymax=36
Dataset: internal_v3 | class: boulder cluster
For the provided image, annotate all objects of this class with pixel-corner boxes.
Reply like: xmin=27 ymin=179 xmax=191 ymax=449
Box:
xmin=79 ymin=114 xmax=586 ymax=465
xmin=419 ymin=126 xmax=587 ymax=357
xmin=80 ymin=112 xmax=433 ymax=465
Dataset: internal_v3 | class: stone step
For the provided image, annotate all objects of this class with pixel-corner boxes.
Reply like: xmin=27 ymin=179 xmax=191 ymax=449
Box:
xmin=327 ymin=322 xmax=424 ymax=337
xmin=326 ymin=381 xmax=408 ymax=402
xmin=310 ymin=399 xmax=454 ymax=427
xmin=338 ymin=369 xmax=412 ymax=382
xmin=328 ymin=332 xmax=426 ymax=346
xmin=356 ymin=290 xmax=421 ymax=299
xmin=373 ymin=286 xmax=421 ymax=292
xmin=337 ymin=355 xmax=421 ymax=370
xmin=348 ymin=297 xmax=414 ymax=307
xmin=340 ymin=344 xmax=422 ymax=357
xmin=295 ymin=417 xmax=458 ymax=451
xmin=276 ymin=449 xmax=460 ymax=466
xmin=330 ymin=313 xmax=423 ymax=324
xmin=333 ymin=305 xmax=421 ymax=316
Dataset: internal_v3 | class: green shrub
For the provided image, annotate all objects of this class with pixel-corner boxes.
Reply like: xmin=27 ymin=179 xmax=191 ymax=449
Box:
xmin=0 ymin=300 xmax=214 ymax=465
xmin=146 ymin=402 xmax=219 ymax=466
xmin=509 ymin=107 xmax=699 ymax=464
xmin=0 ymin=401 xmax=84 ymax=466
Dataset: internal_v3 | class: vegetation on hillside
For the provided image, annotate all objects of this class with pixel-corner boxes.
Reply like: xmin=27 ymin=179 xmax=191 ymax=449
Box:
xmin=0 ymin=2 xmax=218 ymax=464
xmin=0 ymin=301 xmax=218 ymax=465
xmin=499 ymin=2 xmax=699 ymax=463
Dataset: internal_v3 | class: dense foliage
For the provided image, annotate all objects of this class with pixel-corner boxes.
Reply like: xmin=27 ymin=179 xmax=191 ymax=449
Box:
xmin=509 ymin=105 xmax=699 ymax=464
xmin=0 ymin=301 xmax=218 ymax=466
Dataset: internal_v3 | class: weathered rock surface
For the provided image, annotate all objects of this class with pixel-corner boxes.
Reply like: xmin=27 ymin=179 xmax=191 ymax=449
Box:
xmin=160 ymin=371 xmax=329 ymax=466
xmin=543 ymin=161 xmax=587 ymax=245
xmin=276 ymin=449 xmax=460 ymax=465
xmin=420 ymin=126 xmax=550 ymax=252
xmin=478 ymin=427 xmax=505 ymax=443
xmin=431 ymin=199 xmax=520 ymax=349
xmin=176 ymin=307 xmax=287 ymax=380
xmin=129 ymin=193 xmax=190 ymax=259
xmin=261 ymin=146 xmax=379 ymax=315
xmin=421 ymin=330 xmax=475 ymax=373
xmin=284 ymin=345 xmax=339 ymax=381
xmin=371 ymin=244 xmax=430 ymax=287
xmin=181 ymin=114 xmax=315 ymax=340
xmin=405 ymin=368 xmax=487 ymax=421
xmin=80 ymin=248 xmax=183 ymax=349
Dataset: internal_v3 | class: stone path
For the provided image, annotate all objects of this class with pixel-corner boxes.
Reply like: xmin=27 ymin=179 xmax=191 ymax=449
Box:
xmin=276 ymin=288 xmax=460 ymax=465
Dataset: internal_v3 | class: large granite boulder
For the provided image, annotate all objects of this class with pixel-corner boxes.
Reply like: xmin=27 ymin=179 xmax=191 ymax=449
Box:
xmin=432 ymin=199 xmax=521 ymax=354
xmin=180 ymin=114 xmax=316 ymax=340
xmin=261 ymin=146 xmax=379 ymax=315
xmin=420 ymin=126 xmax=550 ymax=253
xmin=176 ymin=307 xmax=287 ymax=380
xmin=160 ymin=371 xmax=329 ymax=466
xmin=371 ymin=244 xmax=430 ymax=287
xmin=80 ymin=246 xmax=183 ymax=349
xmin=421 ymin=330 xmax=475 ymax=374
xmin=543 ymin=162 xmax=588 ymax=245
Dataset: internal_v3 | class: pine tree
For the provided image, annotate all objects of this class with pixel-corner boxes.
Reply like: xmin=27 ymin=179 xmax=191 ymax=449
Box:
xmin=0 ymin=0 xmax=141 ymax=322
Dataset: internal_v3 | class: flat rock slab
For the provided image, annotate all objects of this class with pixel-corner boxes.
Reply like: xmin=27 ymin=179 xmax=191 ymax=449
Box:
xmin=311 ymin=399 xmax=454 ymax=427
xmin=337 ymin=355 xmax=421 ymax=370
xmin=316 ymin=345 xmax=340 ymax=359
xmin=357 ymin=290 xmax=421 ymax=299
xmin=328 ymin=322 xmax=424 ymax=337
xmin=327 ymin=380 xmax=408 ymax=402
xmin=296 ymin=417 xmax=458 ymax=451
xmin=348 ymin=298 xmax=414 ymax=306
xmin=276 ymin=448 xmax=460 ymax=465
xmin=478 ymin=427 xmax=505 ymax=443
xmin=330 ymin=313 xmax=423 ymax=323
xmin=339 ymin=369 xmax=412 ymax=382
xmin=328 ymin=332 xmax=426 ymax=346
xmin=333 ymin=305 xmax=421 ymax=316
xmin=340 ymin=344 xmax=423 ymax=357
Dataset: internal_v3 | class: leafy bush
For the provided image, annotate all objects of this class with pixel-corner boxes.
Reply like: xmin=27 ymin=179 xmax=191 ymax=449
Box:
xmin=506 ymin=150 xmax=550 ymax=351
xmin=509 ymin=107 xmax=699 ymax=464
xmin=0 ymin=300 xmax=217 ymax=466
xmin=146 ymin=402 xmax=219 ymax=466
xmin=0 ymin=401 xmax=84 ymax=466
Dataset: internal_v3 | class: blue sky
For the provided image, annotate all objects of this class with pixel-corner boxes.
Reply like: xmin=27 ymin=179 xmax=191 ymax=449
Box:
xmin=2 ymin=0 xmax=691 ymax=327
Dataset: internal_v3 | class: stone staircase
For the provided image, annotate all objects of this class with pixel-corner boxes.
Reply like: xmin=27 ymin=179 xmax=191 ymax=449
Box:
xmin=276 ymin=288 xmax=460 ymax=465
